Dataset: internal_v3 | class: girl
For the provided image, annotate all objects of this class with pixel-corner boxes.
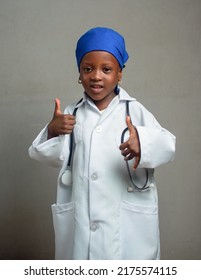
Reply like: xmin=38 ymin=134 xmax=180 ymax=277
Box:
xmin=29 ymin=27 xmax=176 ymax=260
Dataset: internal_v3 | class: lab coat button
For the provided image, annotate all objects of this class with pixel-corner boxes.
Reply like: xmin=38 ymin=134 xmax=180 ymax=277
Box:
xmin=91 ymin=173 xmax=98 ymax=180
xmin=96 ymin=126 xmax=102 ymax=133
xmin=90 ymin=222 xmax=98 ymax=231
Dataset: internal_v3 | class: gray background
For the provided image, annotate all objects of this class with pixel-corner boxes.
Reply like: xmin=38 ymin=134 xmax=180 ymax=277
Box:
xmin=0 ymin=0 xmax=200 ymax=259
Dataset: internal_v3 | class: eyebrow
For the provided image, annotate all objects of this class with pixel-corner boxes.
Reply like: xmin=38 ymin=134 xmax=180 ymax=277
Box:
xmin=81 ymin=61 xmax=115 ymax=66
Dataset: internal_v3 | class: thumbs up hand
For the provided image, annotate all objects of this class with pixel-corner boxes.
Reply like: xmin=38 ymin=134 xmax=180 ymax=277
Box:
xmin=47 ymin=98 xmax=76 ymax=139
xmin=119 ymin=116 xmax=141 ymax=170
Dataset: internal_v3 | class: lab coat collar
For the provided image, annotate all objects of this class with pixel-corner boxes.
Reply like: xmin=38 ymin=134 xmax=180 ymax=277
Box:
xmin=75 ymin=87 xmax=136 ymax=109
xmin=118 ymin=87 xmax=136 ymax=102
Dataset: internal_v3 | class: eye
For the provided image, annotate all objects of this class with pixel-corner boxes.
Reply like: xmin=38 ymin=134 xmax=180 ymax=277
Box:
xmin=83 ymin=66 xmax=92 ymax=73
xmin=103 ymin=67 xmax=112 ymax=73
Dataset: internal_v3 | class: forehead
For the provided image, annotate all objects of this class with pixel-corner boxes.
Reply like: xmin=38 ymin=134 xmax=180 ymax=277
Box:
xmin=81 ymin=51 xmax=119 ymax=65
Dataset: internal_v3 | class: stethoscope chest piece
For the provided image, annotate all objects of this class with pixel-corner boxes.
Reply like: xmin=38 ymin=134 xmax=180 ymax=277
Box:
xmin=61 ymin=169 xmax=72 ymax=186
xmin=127 ymin=186 xmax=134 ymax=192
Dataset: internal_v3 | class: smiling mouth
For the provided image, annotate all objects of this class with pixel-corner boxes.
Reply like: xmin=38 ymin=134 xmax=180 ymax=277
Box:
xmin=91 ymin=84 xmax=103 ymax=89
xmin=90 ymin=84 xmax=104 ymax=93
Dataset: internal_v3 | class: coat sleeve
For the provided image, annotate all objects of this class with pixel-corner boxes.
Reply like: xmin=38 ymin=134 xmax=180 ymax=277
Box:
xmin=28 ymin=125 xmax=69 ymax=168
xmin=132 ymin=102 xmax=176 ymax=169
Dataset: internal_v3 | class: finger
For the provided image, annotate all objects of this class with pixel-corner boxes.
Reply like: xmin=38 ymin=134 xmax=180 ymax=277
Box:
xmin=121 ymin=148 xmax=131 ymax=157
xmin=58 ymin=122 xmax=74 ymax=134
xmin=119 ymin=141 xmax=128 ymax=151
xmin=126 ymin=116 xmax=135 ymax=134
xmin=119 ymin=138 xmax=134 ymax=151
xmin=62 ymin=116 xmax=76 ymax=128
xmin=63 ymin=114 xmax=76 ymax=121
xmin=63 ymin=119 xmax=76 ymax=126
xmin=54 ymin=98 xmax=62 ymax=116
xmin=60 ymin=128 xmax=74 ymax=135
xmin=124 ymin=152 xmax=135 ymax=161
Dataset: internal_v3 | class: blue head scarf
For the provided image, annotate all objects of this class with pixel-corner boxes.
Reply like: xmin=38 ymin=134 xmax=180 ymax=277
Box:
xmin=75 ymin=27 xmax=129 ymax=70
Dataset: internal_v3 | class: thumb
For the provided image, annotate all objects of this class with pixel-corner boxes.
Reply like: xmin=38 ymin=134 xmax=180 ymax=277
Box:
xmin=126 ymin=116 xmax=134 ymax=133
xmin=54 ymin=98 xmax=62 ymax=116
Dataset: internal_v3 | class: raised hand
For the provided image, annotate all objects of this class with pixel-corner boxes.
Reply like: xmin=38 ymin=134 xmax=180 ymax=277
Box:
xmin=119 ymin=116 xmax=141 ymax=170
xmin=47 ymin=98 xmax=76 ymax=139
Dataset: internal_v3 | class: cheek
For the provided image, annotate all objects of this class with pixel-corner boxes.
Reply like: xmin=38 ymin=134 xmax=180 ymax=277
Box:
xmin=81 ymin=81 xmax=88 ymax=90
xmin=110 ymin=75 xmax=120 ymax=86
xmin=80 ymin=76 xmax=88 ymax=86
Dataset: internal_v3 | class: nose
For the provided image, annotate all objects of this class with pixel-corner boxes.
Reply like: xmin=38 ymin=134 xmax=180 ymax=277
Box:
xmin=91 ymin=69 xmax=102 ymax=81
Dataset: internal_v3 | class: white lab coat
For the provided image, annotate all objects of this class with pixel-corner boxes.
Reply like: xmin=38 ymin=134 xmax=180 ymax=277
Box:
xmin=29 ymin=88 xmax=176 ymax=260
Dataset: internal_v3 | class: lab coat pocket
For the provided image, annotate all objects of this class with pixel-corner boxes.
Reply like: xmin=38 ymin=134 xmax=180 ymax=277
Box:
xmin=120 ymin=201 xmax=160 ymax=260
xmin=51 ymin=202 xmax=74 ymax=260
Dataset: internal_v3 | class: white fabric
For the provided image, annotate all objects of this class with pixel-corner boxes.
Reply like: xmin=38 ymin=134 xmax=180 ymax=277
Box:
xmin=29 ymin=88 xmax=176 ymax=260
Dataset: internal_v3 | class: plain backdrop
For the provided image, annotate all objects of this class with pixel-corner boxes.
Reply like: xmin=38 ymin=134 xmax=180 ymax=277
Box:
xmin=0 ymin=0 xmax=200 ymax=259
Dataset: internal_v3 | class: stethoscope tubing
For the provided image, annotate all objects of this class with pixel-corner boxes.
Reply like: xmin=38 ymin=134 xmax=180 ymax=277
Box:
xmin=121 ymin=101 xmax=150 ymax=192
xmin=66 ymin=98 xmax=150 ymax=192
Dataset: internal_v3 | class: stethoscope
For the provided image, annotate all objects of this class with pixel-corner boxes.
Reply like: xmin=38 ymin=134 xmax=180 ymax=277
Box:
xmin=60 ymin=99 xmax=82 ymax=187
xmin=121 ymin=101 xmax=150 ymax=192
xmin=61 ymin=99 xmax=150 ymax=192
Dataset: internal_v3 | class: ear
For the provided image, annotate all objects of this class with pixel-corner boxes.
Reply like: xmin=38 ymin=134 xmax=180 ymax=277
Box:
xmin=118 ymin=68 xmax=123 ymax=82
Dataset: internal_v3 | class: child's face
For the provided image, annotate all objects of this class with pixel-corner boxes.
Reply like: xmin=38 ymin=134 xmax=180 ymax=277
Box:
xmin=79 ymin=51 xmax=122 ymax=110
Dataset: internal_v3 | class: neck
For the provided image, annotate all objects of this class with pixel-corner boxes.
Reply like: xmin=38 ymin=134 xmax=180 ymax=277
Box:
xmin=93 ymin=93 xmax=116 ymax=111
xmin=85 ymin=91 xmax=116 ymax=111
